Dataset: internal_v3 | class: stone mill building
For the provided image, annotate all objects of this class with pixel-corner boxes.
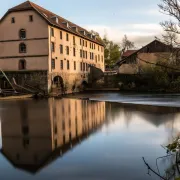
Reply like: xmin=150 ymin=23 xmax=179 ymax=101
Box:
xmin=0 ymin=1 xmax=105 ymax=93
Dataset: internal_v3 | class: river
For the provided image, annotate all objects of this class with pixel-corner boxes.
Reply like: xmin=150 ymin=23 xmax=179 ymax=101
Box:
xmin=0 ymin=92 xmax=179 ymax=180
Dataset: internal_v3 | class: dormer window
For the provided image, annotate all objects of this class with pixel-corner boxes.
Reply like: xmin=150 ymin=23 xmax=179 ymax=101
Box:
xmin=55 ymin=17 xmax=59 ymax=24
xmin=51 ymin=16 xmax=59 ymax=24
xmin=19 ymin=29 xmax=26 ymax=39
xmin=62 ymin=22 xmax=69 ymax=28
xmin=80 ymin=30 xmax=86 ymax=36
xmin=87 ymin=33 xmax=93 ymax=39
xmin=92 ymin=35 xmax=96 ymax=40
xmin=72 ymin=26 xmax=78 ymax=32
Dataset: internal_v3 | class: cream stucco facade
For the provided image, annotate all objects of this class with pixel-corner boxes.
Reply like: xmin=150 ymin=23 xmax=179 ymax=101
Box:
xmin=48 ymin=25 xmax=105 ymax=93
xmin=0 ymin=10 xmax=49 ymax=71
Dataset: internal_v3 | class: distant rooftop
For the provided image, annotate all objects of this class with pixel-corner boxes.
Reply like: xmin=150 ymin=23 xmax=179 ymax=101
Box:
xmin=122 ymin=50 xmax=137 ymax=58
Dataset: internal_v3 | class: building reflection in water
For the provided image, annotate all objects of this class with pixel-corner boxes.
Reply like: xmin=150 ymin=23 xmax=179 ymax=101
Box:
xmin=0 ymin=99 xmax=106 ymax=174
xmin=1 ymin=99 xmax=180 ymax=175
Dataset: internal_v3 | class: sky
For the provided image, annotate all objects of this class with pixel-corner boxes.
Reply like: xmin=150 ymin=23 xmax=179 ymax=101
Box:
xmin=0 ymin=0 xmax=170 ymax=48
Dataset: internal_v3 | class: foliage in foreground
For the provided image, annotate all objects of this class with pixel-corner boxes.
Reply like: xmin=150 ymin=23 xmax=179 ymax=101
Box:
xmin=143 ymin=137 xmax=180 ymax=180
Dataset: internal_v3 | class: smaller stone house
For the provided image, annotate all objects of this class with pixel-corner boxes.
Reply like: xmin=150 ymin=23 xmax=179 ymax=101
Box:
xmin=117 ymin=40 xmax=178 ymax=74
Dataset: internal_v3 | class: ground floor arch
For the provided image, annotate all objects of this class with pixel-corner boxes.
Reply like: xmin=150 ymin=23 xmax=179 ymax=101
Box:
xmin=52 ymin=76 xmax=64 ymax=95
xmin=53 ymin=76 xmax=64 ymax=88
xmin=81 ymin=80 xmax=88 ymax=90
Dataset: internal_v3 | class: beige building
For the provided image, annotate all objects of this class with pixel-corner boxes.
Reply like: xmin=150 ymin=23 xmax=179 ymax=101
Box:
xmin=117 ymin=40 xmax=174 ymax=74
xmin=0 ymin=98 xmax=106 ymax=173
xmin=0 ymin=1 xmax=105 ymax=93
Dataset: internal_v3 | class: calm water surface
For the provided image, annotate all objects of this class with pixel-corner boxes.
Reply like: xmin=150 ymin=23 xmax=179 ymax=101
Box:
xmin=0 ymin=93 xmax=179 ymax=180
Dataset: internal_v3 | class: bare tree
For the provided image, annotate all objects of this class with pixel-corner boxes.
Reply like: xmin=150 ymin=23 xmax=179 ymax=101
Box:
xmin=155 ymin=33 xmax=175 ymax=64
xmin=119 ymin=35 xmax=135 ymax=60
xmin=158 ymin=0 xmax=180 ymax=47
xmin=158 ymin=0 xmax=180 ymax=64
xmin=162 ymin=31 xmax=178 ymax=46
xmin=158 ymin=0 xmax=180 ymax=35
xmin=121 ymin=35 xmax=135 ymax=51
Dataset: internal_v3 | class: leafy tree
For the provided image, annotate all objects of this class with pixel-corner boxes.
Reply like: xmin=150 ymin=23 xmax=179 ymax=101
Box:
xmin=90 ymin=30 xmax=100 ymax=36
xmin=103 ymin=35 xmax=121 ymax=67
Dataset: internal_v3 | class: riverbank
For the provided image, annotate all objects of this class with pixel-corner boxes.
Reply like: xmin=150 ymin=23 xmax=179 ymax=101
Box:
xmin=65 ymin=92 xmax=180 ymax=108
xmin=1 ymin=91 xmax=180 ymax=109
xmin=0 ymin=94 xmax=33 ymax=100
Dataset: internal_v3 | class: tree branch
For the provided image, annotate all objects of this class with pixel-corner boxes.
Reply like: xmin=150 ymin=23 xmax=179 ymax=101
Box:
xmin=142 ymin=157 xmax=167 ymax=180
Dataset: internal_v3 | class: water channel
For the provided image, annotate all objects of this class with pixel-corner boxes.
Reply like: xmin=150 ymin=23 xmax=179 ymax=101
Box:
xmin=0 ymin=92 xmax=179 ymax=180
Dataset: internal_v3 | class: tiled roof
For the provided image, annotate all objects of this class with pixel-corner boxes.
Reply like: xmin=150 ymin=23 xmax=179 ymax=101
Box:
xmin=116 ymin=39 xmax=172 ymax=65
xmin=2 ymin=1 xmax=104 ymax=46
xmin=9 ymin=1 xmax=33 ymax=11
xmin=122 ymin=50 xmax=137 ymax=57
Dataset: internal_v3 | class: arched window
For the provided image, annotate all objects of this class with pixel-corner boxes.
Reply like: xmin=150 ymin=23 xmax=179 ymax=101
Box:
xmin=19 ymin=59 xmax=26 ymax=70
xmin=19 ymin=43 xmax=26 ymax=53
xmin=19 ymin=29 xmax=26 ymax=39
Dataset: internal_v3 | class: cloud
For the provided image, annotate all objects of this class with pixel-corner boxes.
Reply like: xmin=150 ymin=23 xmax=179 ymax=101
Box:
xmin=122 ymin=8 xmax=165 ymax=17
xmin=131 ymin=24 xmax=161 ymax=31
xmin=84 ymin=23 xmax=163 ymax=48
xmin=146 ymin=9 xmax=163 ymax=16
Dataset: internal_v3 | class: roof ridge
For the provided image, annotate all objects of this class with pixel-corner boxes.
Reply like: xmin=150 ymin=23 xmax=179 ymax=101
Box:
xmin=116 ymin=39 xmax=170 ymax=65
xmin=28 ymin=1 xmax=35 ymax=7
xmin=9 ymin=1 xmax=32 ymax=11
xmin=29 ymin=1 xmax=90 ymax=33
xmin=29 ymin=1 xmax=56 ymax=16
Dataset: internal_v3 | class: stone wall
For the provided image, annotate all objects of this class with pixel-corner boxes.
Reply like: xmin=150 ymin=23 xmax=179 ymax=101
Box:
xmin=119 ymin=52 xmax=172 ymax=74
xmin=48 ymin=72 xmax=89 ymax=94
xmin=0 ymin=71 xmax=48 ymax=92
xmin=1 ymin=71 xmax=90 ymax=94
